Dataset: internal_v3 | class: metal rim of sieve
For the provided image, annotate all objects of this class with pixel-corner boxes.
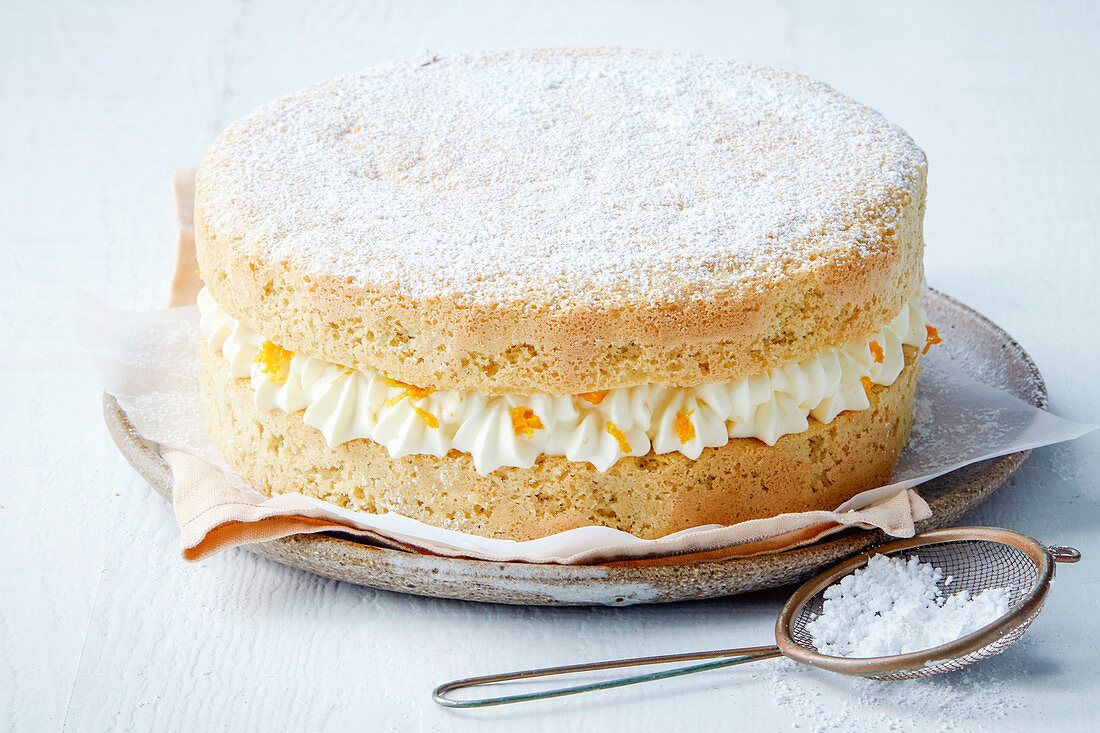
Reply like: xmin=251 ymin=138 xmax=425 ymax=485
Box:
xmin=775 ymin=526 xmax=1067 ymax=678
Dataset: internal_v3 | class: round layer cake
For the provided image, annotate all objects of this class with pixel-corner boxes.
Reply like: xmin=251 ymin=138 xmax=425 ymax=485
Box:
xmin=195 ymin=47 xmax=934 ymax=541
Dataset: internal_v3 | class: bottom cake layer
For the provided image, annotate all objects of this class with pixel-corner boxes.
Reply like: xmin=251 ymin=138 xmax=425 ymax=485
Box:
xmin=200 ymin=344 xmax=920 ymax=541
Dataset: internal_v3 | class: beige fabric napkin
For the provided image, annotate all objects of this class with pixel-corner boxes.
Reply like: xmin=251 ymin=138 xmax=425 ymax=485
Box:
xmin=162 ymin=167 xmax=930 ymax=564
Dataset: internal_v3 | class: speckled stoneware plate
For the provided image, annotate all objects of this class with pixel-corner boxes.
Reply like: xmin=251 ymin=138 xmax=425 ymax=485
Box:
xmin=104 ymin=290 xmax=1044 ymax=606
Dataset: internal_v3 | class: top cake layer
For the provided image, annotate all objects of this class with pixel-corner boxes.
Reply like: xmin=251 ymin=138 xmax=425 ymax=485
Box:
xmin=196 ymin=47 xmax=927 ymax=394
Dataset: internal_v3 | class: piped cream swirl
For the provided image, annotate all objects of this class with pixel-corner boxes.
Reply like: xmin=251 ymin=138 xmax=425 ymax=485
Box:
xmin=198 ymin=288 xmax=929 ymax=475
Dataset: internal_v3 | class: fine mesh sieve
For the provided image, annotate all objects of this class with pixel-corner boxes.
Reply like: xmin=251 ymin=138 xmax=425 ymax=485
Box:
xmin=433 ymin=527 xmax=1080 ymax=708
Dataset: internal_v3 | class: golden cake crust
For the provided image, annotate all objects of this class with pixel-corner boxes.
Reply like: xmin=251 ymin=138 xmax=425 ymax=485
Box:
xmin=200 ymin=342 xmax=920 ymax=541
xmin=195 ymin=47 xmax=927 ymax=395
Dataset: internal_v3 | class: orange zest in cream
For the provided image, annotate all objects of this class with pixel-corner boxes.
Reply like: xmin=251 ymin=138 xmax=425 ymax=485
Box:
xmin=509 ymin=406 xmax=544 ymax=438
xmin=605 ymin=421 xmax=631 ymax=453
xmin=383 ymin=377 xmax=441 ymax=426
xmin=384 ymin=377 xmax=434 ymax=407
xmin=253 ymin=340 xmax=293 ymax=382
xmin=923 ymin=325 xmax=943 ymax=354
xmin=675 ymin=410 xmax=696 ymax=444
xmin=578 ymin=390 xmax=609 ymax=405
xmin=869 ymin=340 xmax=885 ymax=364
xmin=411 ymin=404 xmax=439 ymax=429
xmin=861 ymin=376 xmax=874 ymax=396
xmin=383 ymin=377 xmax=433 ymax=401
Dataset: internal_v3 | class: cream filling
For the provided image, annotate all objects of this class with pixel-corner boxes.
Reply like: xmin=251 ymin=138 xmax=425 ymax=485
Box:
xmin=198 ymin=287 xmax=930 ymax=475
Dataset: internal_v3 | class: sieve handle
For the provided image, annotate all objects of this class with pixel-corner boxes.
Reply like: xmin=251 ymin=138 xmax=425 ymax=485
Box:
xmin=433 ymin=645 xmax=782 ymax=708
xmin=1048 ymin=545 xmax=1081 ymax=563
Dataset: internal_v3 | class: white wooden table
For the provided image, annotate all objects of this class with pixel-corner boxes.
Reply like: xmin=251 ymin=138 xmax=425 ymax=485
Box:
xmin=6 ymin=1 xmax=1099 ymax=730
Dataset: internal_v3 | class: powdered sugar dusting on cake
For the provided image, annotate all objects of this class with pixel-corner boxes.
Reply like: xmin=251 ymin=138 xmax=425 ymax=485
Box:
xmin=198 ymin=47 xmax=926 ymax=304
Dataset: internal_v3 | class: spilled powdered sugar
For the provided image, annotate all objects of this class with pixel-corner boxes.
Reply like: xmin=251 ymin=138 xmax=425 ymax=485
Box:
xmin=754 ymin=656 xmax=1029 ymax=732
xmin=198 ymin=48 xmax=926 ymax=304
xmin=804 ymin=555 xmax=1012 ymax=658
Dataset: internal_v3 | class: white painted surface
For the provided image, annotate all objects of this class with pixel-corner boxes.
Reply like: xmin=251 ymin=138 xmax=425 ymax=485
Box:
xmin=4 ymin=1 xmax=1098 ymax=730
